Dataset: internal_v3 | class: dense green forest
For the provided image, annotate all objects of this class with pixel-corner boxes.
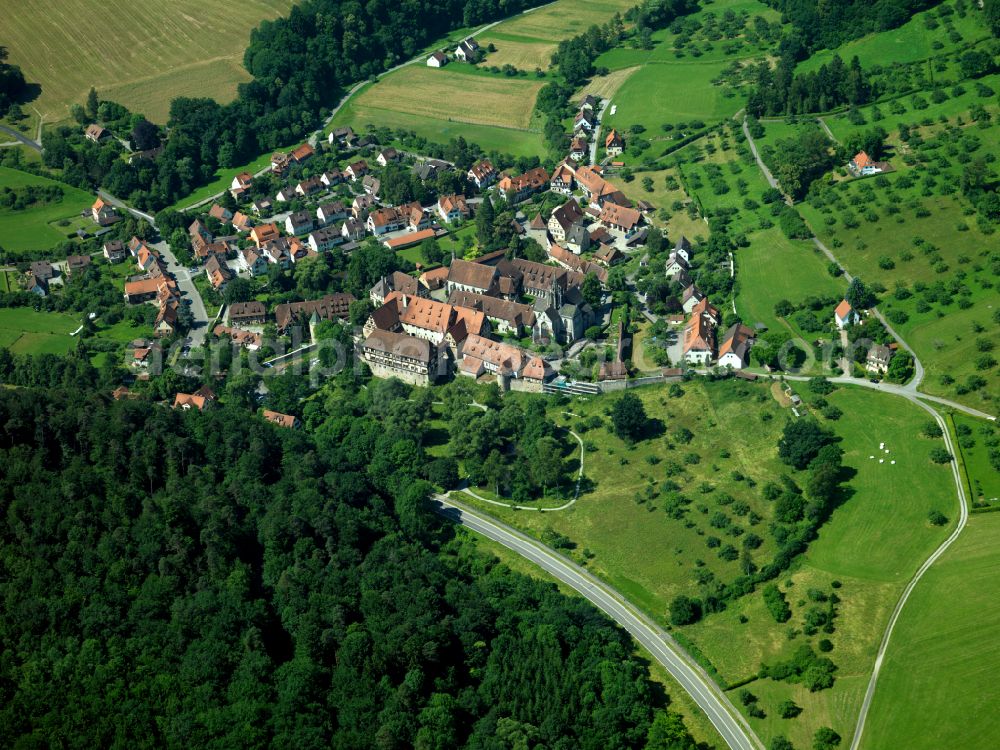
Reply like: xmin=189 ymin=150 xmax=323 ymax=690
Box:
xmin=0 ymin=386 xmax=703 ymax=749
xmin=760 ymin=0 xmax=938 ymax=49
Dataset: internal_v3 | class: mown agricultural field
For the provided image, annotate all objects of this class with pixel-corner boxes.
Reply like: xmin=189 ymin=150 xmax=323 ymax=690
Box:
xmin=0 ymin=166 xmax=95 ymax=255
xmin=0 ymin=308 xmax=79 ymax=355
xmin=457 ymin=380 xmax=955 ymax=748
xmin=497 ymin=0 xmax=636 ymax=41
xmin=860 ymin=511 xmax=1000 ymax=750
xmin=331 ymin=67 xmax=547 ymax=157
xmin=0 ymin=0 xmax=294 ymax=124
xmin=477 ymin=31 xmax=558 ymax=71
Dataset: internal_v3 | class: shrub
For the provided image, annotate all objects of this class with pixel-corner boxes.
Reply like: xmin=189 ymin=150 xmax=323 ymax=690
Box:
xmin=929 ymin=447 xmax=953 ymax=464
xmin=928 ymin=510 xmax=948 ymax=526
xmin=778 ymin=699 xmax=802 ymax=718
xmin=763 ymin=584 xmax=792 ymax=623
xmin=670 ymin=595 xmax=702 ymax=625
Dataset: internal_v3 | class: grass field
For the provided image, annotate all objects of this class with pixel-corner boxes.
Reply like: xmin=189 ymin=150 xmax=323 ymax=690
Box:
xmin=331 ymin=67 xmax=546 ymax=157
xmin=601 ymin=61 xmax=739 ymax=136
xmin=606 ymin=168 xmax=708 ymax=241
xmin=860 ymin=512 xmax=1000 ymax=750
xmin=163 ymin=151 xmax=276 ymax=213
xmin=477 ymin=33 xmax=557 ymax=71
xmin=0 ymin=308 xmax=79 ymax=355
xmin=952 ymin=415 xmax=1000 ymax=505
xmin=577 ymin=66 xmax=640 ymax=100
xmin=498 ymin=0 xmax=635 ymax=41
xmin=0 ymin=0 xmax=294 ymax=124
xmin=0 ymin=166 xmax=95 ymax=254
xmin=459 ymin=381 xmax=955 ymax=748
xmin=735 ymin=227 xmax=844 ymax=335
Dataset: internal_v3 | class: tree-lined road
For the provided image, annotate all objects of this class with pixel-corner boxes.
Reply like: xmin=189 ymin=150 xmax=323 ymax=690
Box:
xmin=433 ymin=494 xmax=764 ymax=750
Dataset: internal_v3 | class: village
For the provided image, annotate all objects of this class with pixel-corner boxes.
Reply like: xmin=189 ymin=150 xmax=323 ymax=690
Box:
xmin=25 ymin=86 xmax=903 ymax=409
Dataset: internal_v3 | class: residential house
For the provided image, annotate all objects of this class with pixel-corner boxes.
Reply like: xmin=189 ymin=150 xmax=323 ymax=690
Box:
xmin=275 ymin=293 xmax=356 ymax=332
xmin=124 ymin=276 xmax=176 ymax=304
xmin=251 ymin=198 xmax=273 ymax=216
xmin=154 ymin=303 xmax=178 ymax=338
xmin=665 ymin=252 xmax=690 ymax=281
xmin=366 ymin=207 xmax=404 ymax=235
xmin=285 ymin=211 xmax=314 ymax=236
xmin=237 ymin=247 xmax=269 ymax=277
xmin=209 ymin=204 xmax=234 ymax=223
xmin=263 ymin=410 xmax=300 ymax=429
xmin=370 ymin=271 xmax=426 ymax=306
xmin=308 ymin=226 xmax=344 ymax=253
xmin=593 ymin=243 xmax=624 ymax=267
xmin=274 ymin=186 xmax=296 ymax=203
xmin=605 ymin=129 xmax=624 ymax=156
xmin=231 ymin=211 xmax=252 ymax=233
xmin=574 ymin=108 xmax=596 ymax=133
xmin=850 ymin=151 xmax=882 ymax=176
xmin=360 ymin=328 xmax=444 ymax=386
xmin=574 ymin=165 xmax=614 ymax=206
xmin=599 ymin=202 xmax=642 ymax=237
xmin=85 ymin=124 xmax=111 ymax=142
xmin=681 ymin=284 xmax=704 ymax=314
xmin=66 ymin=255 xmax=91 ymax=276
xmin=251 ymin=223 xmax=280 ymax=248
xmin=25 ymin=274 xmax=47 ymax=296
xmin=550 ymin=163 xmax=575 ymax=194
xmin=376 ymin=148 xmax=399 ymax=167
xmin=230 ymin=172 xmax=253 ymax=198
xmin=673 ymin=235 xmax=693 ymax=262
xmin=262 ymin=240 xmax=291 ymax=269
xmin=414 ymin=158 xmax=451 ymax=182
xmin=270 ymin=151 xmax=291 ymax=174
xmin=317 ymin=201 xmax=347 ymax=226
xmin=295 ymin=176 xmax=323 ymax=198
xmin=436 ymin=193 xmax=470 ymax=223
xmin=291 ymin=143 xmax=315 ymax=165
xmin=834 ymin=299 xmax=859 ymax=329
xmin=352 ymin=194 xmax=376 ymax=219
xmin=427 ymin=51 xmax=449 ymax=68
xmin=497 ymin=167 xmax=550 ymax=203
xmin=205 ymin=255 xmax=234 ymax=291
xmin=548 ymin=198 xmax=586 ymax=243
xmin=173 ymin=393 xmax=211 ymax=411
xmin=448 ymin=290 xmax=536 ymax=336
xmin=362 ymin=174 xmax=381 ymax=197
xmin=328 ymin=126 xmax=354 ymax=146
xmin=228 ymin=300 xmax=267 ymax=326
xmin=420 ymin=266 xmax=450 ymax=294
xmin=683 ymin=297 xmax=721 ymax=365
xmin=569 ymin=137 xmax=588 ymax=162
xmin=30 ymin=260 xmax=54 ymax=280
xmin=455 ymin=37 xmax=481 ymax=62
xmin=341 ymin=217 xmax=366 ymax=242
xmin=402 ymin=202 xmax=430 ymax=232
xmin=717 ymin=324 xmax=756 ymax=369
xmin=345 ymin=160 xmax=369 ymax=181
xmin=467 ymin=159 xmax=497 ymax=189
xmin=102 ymin=239 xmax=127 ymax=263
xmin=866 ymin=344 xmax=893 ymax=374
xmin=214 ymin=325 xmax=262 ymax=350
xmin=91 ymin=198 xmax=120 ymax=226
xmin=320 ymin=169 xmax=343 ymax=187
xmin=547 ymin=244 xmax=606 ymax=284
xmin=580 ymin=94 xmax=598 ymax=111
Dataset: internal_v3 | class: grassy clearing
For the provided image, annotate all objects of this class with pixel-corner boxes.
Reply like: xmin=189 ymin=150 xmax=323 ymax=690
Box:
xmin=0 ymin=308 xmax=79 ymax=355
xmin=162 ymin=151 xmax=277 ymax=213
xmin=602 ymin=61 xmax=739 ymax=134
xmin=0 ymin=166 xmax=95 ymax=254
xmin=2 ymin=0 xmax=294 ymax=123
xmin=460 ymin=381 xmax=954 ymax=748
xmin=735 ymin=227 xmax=843 ymax=335
xmin=860 ymin=512 xmax=1000 ymax=750
xmin=478 ymin=35 xmax=557 ymax=70
xmin=349 ymin=66 xmax=545 ymax=129
xmin=499 ymin=0 xmax=635 ymax=41
xmin=578 ymin=66 xmax=641 ymax=100
xmin=797 ymin=1 xmax=990 ymax=75
xmin=332 ymin=67 xmax=546 ymax=157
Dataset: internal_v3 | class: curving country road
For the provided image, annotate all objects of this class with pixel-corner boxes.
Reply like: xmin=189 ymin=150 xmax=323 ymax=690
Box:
xmin=0 ymin=123 xmax=42 ymax=152
xmin=433 ymin=494 xmax=764 ymax=750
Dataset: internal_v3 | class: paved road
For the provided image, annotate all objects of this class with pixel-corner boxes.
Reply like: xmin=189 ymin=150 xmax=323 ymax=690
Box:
xmin=741 ymin=117 xmax=788 ymax=204
xmin=98 ymin=190 xmax=212 ymax=349
xmin=848 ymin=395 xmax=970 ymax=750
xmin=0 ymin=122 xmax=42 ymax=152
xmin=589 ymin=98 xmax=610 ymax=165
xmin=817 ymin=117 xmax=840 ymax=145
xmin=434 ymin=495 xmax=764 ymax=750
